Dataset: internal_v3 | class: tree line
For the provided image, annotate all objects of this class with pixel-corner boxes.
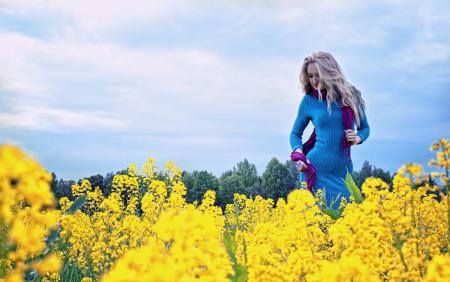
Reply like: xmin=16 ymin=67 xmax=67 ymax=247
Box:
xmin=50 ymin=158 xmax=393 ymax=208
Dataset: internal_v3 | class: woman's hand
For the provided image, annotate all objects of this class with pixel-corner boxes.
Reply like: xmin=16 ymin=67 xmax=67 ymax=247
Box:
xmin=345 ymin=129 xmax=362 ymax=145
xmin=296 ymin=158 xmax=311 ymax=172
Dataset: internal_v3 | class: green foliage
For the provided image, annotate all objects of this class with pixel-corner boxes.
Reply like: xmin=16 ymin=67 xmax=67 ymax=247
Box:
xmin=218 ymin=174 xmax=247 ymax=206
xmin=50 ymin=158 xmax=396 ymax=215
xmin=352 ymin=160 xmax=392 ymax=188
xmin=50 ymin=174 xmax=75 ymax=200
xmin=316 ymin=191 xmax=345 ymax=220
xmin=59 ymin=261 xmax=84 ymax=282
xmin=283 ymin=160 xmax=299 ymax=192
xmin=11 ymin=196 xmax=87 ymax=281
xmin=261 ymin=158 xmax=290 ymax=201
xmin=220 ymin=170 xmax=233 ymax=179
xmin=342 ymin=169 xmax=364 ymax=204
xmin=182 ymin=170 xmax=219 ymax=203
xmin=66 ymin=195 xmax=87 ymax=214
xmin=224 ymin=201 xmax=248 ymax=282
xmin=50 ymin=197 xmax=87 ymax=281
xmin=233 ymin=159 xmax=259 ymax=189
xmin=319 ymin=172 xmax=364 ymax=220
xmin=224 ymin=229 xmax=248 ymax=282
xmin=87 ymin=174 xmax=104 ymax=191
xmin=217 ymin=159 xmax=261 ymax=206
xmin=0 ymin=223 xmax=8 ymax=278
xmin=57 ymin=242 xmax=85 ymax=282
xmin=320 ymin=207 xmax=342 ymax=220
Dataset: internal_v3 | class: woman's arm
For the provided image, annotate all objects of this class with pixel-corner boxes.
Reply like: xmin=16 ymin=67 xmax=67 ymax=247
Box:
xmin=290 ymin=95 xmax=311 ymax=152
xmin=356 ymin=109 xmax=370 ymax=144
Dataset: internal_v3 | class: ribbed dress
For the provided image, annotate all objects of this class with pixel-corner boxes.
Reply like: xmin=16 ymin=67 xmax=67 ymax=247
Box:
xmin=290 ymin=91 xmax=370 ymax=209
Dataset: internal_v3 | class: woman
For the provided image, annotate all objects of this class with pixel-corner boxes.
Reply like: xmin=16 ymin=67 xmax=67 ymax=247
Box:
xmin=290 ymin=51 xmax=370 ymax=209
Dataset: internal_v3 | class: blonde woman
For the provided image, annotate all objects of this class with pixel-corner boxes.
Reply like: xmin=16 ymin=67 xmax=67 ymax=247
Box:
xmin=290 ymin=51 xmax=370 ymax=209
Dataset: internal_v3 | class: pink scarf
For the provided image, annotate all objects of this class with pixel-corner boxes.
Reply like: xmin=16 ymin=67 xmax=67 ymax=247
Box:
xmin=290 ymin=151 xmax=316 ymax=192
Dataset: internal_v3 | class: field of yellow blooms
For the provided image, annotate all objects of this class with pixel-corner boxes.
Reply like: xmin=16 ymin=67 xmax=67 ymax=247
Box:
xmin=0 ymin=139 xmax=449 ymax=282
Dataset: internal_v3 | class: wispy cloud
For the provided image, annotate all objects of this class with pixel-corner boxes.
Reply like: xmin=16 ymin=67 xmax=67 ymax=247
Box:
xmin=1 ymin=0 xmax=191 ymax=31
xmin=0 ymin=30 xmax=298 ymax=135
xmin=0 ymin=0 xmax=449 ymax=178
xmin=0 ymin=106 xmax=127 ymax=131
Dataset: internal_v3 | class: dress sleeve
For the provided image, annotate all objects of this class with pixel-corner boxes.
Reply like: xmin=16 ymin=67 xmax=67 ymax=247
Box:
xmin=356 ymin=108 xmax=370 ymax=144
xmin=290 ymin=95 xmax=311 ymax=151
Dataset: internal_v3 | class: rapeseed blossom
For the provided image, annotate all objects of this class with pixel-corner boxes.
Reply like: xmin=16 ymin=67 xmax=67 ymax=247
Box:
xmin=0 ymin=145 xmax=61 ymax=281
xmin=1 ymin=139 xmax=449 ymax=281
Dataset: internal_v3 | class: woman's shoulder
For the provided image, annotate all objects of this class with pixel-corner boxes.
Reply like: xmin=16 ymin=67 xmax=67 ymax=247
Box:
xmin=302 ymin=92 xmax=312 ymax=99
xmin=300 ymin=93 xmax=316 ymax=105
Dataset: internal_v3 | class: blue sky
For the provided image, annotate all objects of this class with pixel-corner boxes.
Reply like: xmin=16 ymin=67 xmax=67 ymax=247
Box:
xmin=0 ymin=0 xmax=449 ymax=180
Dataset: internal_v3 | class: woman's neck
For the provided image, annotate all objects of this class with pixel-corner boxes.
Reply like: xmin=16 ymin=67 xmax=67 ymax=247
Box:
xmin=310 ymin=87 xmax=327 ymax=98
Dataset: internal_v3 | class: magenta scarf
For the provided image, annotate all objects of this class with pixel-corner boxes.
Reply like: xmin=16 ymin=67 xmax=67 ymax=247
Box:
xmin=304 ymin=88 xmax=354 ymax=160
xmin=290 ymin=151 xmax=316 ymax=192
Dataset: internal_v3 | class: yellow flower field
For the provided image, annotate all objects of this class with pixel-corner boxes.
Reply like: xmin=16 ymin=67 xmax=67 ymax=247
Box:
xmin=0 ymin=139 xmax=449 ymax=282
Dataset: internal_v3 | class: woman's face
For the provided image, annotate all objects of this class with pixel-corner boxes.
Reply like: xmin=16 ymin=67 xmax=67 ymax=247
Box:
xmin=306 ymin=63 xmax=320 ymax=90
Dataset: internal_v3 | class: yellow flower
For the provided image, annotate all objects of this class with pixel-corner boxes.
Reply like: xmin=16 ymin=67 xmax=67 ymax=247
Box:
xmin=424 ymin=254 xmax=450 ymax=281
xmin=406 ymin=163 xmax=423 ymax=176
xmin=5 ymin=142 xmax=450 ymax=282
xmin=33 ymin=254 xmax=62 ymax=274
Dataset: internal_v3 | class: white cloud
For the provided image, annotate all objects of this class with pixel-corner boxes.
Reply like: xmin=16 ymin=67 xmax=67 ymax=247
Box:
xmin=0 ymin=106 xmax=127 ymax=130
xmin=0 ymin=31 xmax=298 ymax=136
xmin=388 ymin=35 xmax=450 ymax=72
xmin=1 ymin=0 xmax=194 ymax=33
xmin=273 ymin=0 xmax=364 ymax=23
xmin=0 ymin=33 xmax=51 ymax=98
xmin=1 ymin=0 xmax=448 ymax=178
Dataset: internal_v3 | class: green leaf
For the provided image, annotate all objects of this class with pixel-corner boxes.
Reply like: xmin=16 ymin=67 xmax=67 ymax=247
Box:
xmin=224 ymin=228 xmax=248 ymax=282
xmin=66 ymin=195 xmax=86 ymax=214
xmin=329 ymin=192 xmax=342 ymax=208
xmin=341 ymin=169 xmax=364 ymax=204
xmin=223 ymin=229 xmax=237 ymax=261
xmin=393 ymin=233 xmax=405 ymax=250
xmin=60 ymin=259 xmax=84 ymax=282
xmin=235 ymin=264 xmax=248 ymax=282
xmin=320 ymin=207 xmax=341 ymax=220
xmin=45 ymin=227 xmax=61 ymax=246
xmin=24 ymin=269 xmax=38 ymax=281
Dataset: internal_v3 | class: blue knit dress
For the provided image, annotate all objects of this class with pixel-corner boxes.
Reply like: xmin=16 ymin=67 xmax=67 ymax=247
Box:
xmin=290 ymin=91 xmax=370 ymax=209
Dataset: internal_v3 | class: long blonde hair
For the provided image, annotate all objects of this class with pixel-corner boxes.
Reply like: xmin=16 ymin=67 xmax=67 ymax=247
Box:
xmin=299 ymin=51 xmax=366 ymax=128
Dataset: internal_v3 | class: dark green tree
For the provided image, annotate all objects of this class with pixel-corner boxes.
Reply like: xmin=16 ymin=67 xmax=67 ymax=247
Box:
xmin=233 ymin=158 xmax=259 ymax=188
xmin=220 ymin=169 xmax=233 ymax=179
xmin=181 ymin=170 xmax=194 ymax=193
xmin=218 ymin=174 xmax=246 ymax=207
xmin=57 ymin=178 xmax=76 ymax=199
xmin=352 ymin=160 xmax=392 ymax=188
xmin=284 ymin=159 xmax=300 ymax=191
xmin=261 ymin=158 xmax=290 ymax=201
xmin=182 ymin=170 xmax=219 ymax=203
xmin=50 ymin=172 xmax=61 ymax=198
xmin=102 ymin=172 xmax=115 ymax=197
xmin=88 ymin=174 xmax=104 ymax=191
